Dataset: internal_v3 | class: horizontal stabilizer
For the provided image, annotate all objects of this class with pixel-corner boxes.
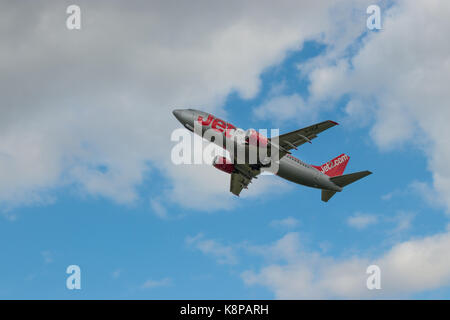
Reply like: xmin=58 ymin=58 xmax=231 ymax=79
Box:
xmin=330 ymin=170 xmax=372 ymax=188
xmin=321 ymin=190 xmax=337 ymax=202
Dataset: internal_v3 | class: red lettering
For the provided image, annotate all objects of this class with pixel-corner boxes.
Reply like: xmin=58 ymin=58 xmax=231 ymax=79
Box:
xmin=212 ymin=119 xmax=226 ymax=133
xmin=197 ymin=114 xmax=236 ymax=137
xmin=197 ymin=114 xmax=214 ymax=126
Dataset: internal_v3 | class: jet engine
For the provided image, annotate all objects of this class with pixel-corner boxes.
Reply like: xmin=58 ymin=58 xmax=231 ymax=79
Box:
xmin=212 ymin=156 xmax=235 ymax=174
xmin=245 ymin=129 xmax=268 ymax=147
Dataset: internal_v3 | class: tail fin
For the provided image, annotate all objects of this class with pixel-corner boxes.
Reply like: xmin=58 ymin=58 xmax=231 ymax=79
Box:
xmin=312 ymin=154 xmax=350 ymax=177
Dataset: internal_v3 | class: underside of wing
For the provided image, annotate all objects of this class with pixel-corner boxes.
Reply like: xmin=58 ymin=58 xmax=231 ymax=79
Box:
xmin=270 ymin=120 xmax=338 ymax=158
xmin=230 ymin=172 xmax=250 ymax=196
xmin=229 ymin=164 xmax=260 ymax=196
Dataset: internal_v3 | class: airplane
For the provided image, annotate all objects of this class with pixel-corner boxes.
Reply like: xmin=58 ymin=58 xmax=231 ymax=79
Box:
xmin=172 ymin=108 xmax=372 ymax=202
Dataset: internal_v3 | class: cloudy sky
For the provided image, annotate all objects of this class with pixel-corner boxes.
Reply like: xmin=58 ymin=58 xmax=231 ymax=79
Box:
xmin=1 ymin=0 xmax=450 ymax=299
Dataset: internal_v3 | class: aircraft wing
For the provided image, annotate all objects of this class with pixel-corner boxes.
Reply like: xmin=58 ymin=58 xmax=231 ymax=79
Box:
xmin=270 ymin=120 xmax=338 ymax=158
xmin=230 ymin=164 xmax=261 ymax=196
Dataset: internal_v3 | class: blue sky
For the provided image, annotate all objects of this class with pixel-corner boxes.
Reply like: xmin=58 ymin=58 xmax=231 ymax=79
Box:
xmin=1 ymin=1 xmax=450 ymax=299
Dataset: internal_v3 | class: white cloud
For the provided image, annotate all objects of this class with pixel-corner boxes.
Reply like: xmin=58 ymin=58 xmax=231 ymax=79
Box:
xmin=242 ymin=230 xmax=450 ymax=298
xmin=382 ymin=180 xmax=444 ymax=210
xmin=150 ymin=198 xmax=168 ymax=219
xmin=245 ymin=232 xmax=303 ymax=262
xmin=41 ymin=250 xmax=53 ymax=264
xmin=409 ymin=181 xmax=445 ymax=209
xmin=346 ymin=211 xmax=413 ymax=236
xmin=254 ymin=94 xmax=315 ymax=125
xmin=270 ymin=217 xmax=300 ymax=229
xmin=186 ymin=233 xmax=238 ymax=265
xmin=141 ymin=277 xmax=172 ymax=289
xmin=300 ymin=0 xmax=450 ymax=212
xmin=347 ymin=213 xmax=378 ymax=230
xmin=387 ymin=211 xmax=415 ymax=235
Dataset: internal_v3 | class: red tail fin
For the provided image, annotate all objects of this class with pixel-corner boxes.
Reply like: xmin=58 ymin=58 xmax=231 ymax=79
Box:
xmin=312 ymin=154 xmax=350 ymax=177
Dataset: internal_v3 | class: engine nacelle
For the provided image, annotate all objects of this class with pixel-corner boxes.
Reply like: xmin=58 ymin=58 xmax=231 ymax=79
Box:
xmin=212 ymin=156 xmax=235 ymax=174
xmin=245 ymin=129 xmax=268 ymax=147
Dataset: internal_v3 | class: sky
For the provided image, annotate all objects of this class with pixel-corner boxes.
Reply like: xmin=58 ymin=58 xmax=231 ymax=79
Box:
xmin=1 ymin=0 xmax=450 ymax=299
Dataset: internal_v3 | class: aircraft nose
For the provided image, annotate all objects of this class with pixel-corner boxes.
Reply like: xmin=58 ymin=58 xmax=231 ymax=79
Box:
xmin=172 ymin=109 xmax=194 ymax=127
xmin=172 ymin=109 xmax=184 ymax=122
